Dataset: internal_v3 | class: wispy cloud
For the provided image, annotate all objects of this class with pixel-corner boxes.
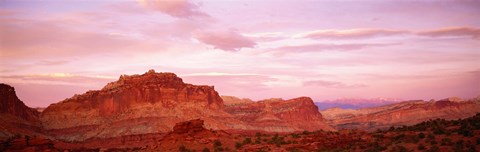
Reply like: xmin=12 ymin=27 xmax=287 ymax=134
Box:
xmin=0 ymin=74 xmax=115 ymax=86
xmin=417 ymin=27 xmax=480 ymax=39
xmin=194 ymin=30 xmax=257 ymax=51
xmin=138 ymin=0 xmax=209 ymax=19
xmin=268 ymin=43 xmax=397 ymax=54
xmin=303 ymin=80 xmax=367 ymax=88
xmin=294 ymin=28 xmax=409 ymax=39
xmin=243 ymin=32 xmax=287 ymax=42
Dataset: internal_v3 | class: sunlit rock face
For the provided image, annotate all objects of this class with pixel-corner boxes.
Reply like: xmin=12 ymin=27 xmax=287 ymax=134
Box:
xmin=40 ymin=70 xmax=242 ymax=141
xmin=321 ymin=97 xmax=480 ymax=131
xmin=225 ymin=96 xmax=335 ymax=132
xmin=40 ymin=70 xmax=335 ymax=141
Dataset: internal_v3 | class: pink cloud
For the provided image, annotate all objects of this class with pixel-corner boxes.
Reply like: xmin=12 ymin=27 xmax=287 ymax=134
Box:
xmin=303 ymin=80 xmax=367 ymax=88
xmin=0 ymin=74 xmax=115 ymax=86
xmin=195 ymin=30 xmax=257 ymax=51
xmin=139 ymin=0 xmax=209 ymax=18
xmin=243 ymin=32 xmax=287 ymax=42
xmin=269 ymin=43 xmax=397 ymax=54
xmin=0 ymin=18 xmax=169 ymax=59
xmin=295 ymin=29 xmax=408 ymax=39
xmin=417 ymin=27 xmax=480 ymax=39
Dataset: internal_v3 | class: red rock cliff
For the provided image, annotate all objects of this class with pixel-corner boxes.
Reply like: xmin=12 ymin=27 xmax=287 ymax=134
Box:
xmin=225 ymin=96 xmax=335 ymax=132
xmin=40 ymin=70 xmax=241 ymax=141
xmin=321 ymin=97 xmax=480 ymax=131
xmin=0 ymin=83 xmax=39 ymax=122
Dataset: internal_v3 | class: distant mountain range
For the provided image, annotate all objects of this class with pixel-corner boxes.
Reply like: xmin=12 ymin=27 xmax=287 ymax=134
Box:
xmin=315 ymin=98 xmax=402 ymax=110
xmin=320 ymin=97 xmax=480 ymax=131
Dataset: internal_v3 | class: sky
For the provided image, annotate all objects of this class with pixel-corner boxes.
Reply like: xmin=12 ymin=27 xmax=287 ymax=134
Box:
xmin=0 ymin=0 xmax=479 ymax=107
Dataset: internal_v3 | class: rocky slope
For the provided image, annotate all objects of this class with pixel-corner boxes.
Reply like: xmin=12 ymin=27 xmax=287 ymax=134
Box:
xmin=225 ymin=97 xmax=335 ymax=132
xmin=40 ymin=70 xmax=245 ymax=141
xmin=0 ymin=83 xmax=39 ymax=122
xmin=321 ymin=97 xmax=480 ymax=131
xmin=221 ymin=95 xmax=253 ymax=106
xmin=0 ymin=83 xmax=42 ymax=139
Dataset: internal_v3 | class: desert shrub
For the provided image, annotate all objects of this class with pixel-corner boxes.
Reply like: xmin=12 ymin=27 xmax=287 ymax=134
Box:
xmin=255 ymin=138 xmax=261 ymax=144
xmin=389 ymin=126 xmax=395 ymax=131
xmin=179 ymin=145 xmax=191 ymax=152
xmin=242 ymin=137 xmax=252 ymax=144
xmin=441 ymin=137 xmax=452 ymax=146
xmin=202 ymin=147 xmax=210 ymax=152
xmin=476 ymin=137 xmax=480 ymax=145
xmin=366 ymin=142 xmax=386 ymax=152
xmin=455 ymin=139 xmax=464 ymax=151
xmin=235 ymin=142 xmax=242 ymax=149
xmin=430 ymin=139 xmax=437 ymax=145
xmin=287 ymin=148 xmax=300 ymax=152
xmin=466 ymin=143 xmax=477 ymax=152
xmin=291 ymin=133 xmax=300 ymax=138
xmin=302 ymin=130 xmax=310 ymax=135
xmin=427 ymin=134 xmax=435 ymax=140
xmin=24 ymin=135 xmax=30 ymax=146
xmin=394 ymin=133 xmax=405 ymax=141
xmin=426 ymin=145 xmax=439 ymax=152
xmin=418 ymin=144 xmax=425 ymax=150
xmin=213 ymin=140 xmax=223 ymax=152
xmin=392 ymin=145 xmax=407 ymax=152
xmin=214 ymin=140 xmax=222 ymax=147
xmin=418 ymin=133 xmax=425 ymax=139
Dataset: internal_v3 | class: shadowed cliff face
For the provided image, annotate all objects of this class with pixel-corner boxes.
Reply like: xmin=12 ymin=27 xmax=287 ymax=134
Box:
xmin=0 ymin=83 xmax=39 ymax=122
xmin=321 ymin=97 xmax=480 ymax=131
xmin=0 ymin=83 xmax=42 ymax=139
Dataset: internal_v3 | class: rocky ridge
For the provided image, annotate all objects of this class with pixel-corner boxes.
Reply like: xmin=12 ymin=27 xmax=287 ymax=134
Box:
xmin=0 ymin=83 xmax=42 ymax=139
xmin=321 ymin=97 xmax=480 ymax=131
xmin=225 ymin=97 xmax=335 ymax=132
xmin=40 ymin=70 xmax=242 ymax=141
xmin=39 ymin=70 xmax=334 ymax=141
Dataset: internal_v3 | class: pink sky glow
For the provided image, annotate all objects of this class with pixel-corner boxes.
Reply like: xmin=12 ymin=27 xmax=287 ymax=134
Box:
xmin=0 ymin=0 xmax=479 ymax=107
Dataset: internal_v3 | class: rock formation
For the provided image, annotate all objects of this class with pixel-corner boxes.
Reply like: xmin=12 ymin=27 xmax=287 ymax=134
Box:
xmin=39 ymin=70 xmax=335 ymax=141
xmin=225 ymin=97 xmax=335 ymax=132
xmin=172 ymin=119 xmax=206 ymax=134
xmin=40 ymin=70 xmax=243 ymax=141
xmin=221 ymin=95 xmax=253 ymax=106
xmin=0 ymin=83 xmax=42 ymax=139
xmin=0 ymin=83 xmax=39 ymax=122
xmin=321 ymin=97 xmax=480 ymax=131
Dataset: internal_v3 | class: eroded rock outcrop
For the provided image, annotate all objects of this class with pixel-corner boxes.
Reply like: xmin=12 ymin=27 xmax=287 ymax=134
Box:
xmin=225 ymin=97 xmax=335 ymax=132
xmin=172 ymin=119 xmax=206 ymax=134
xmin=0 ymin=83 xmax=42 ymax=139
xmin=40 ymin=70 xmax=243 ymax=141
xmin=0 ymin=83 xmax=39 ymax=122
xmin=321 ymin=97 xmax=480 ymax=131
xmin=39 ymin=70 xmax=335 ymax=141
